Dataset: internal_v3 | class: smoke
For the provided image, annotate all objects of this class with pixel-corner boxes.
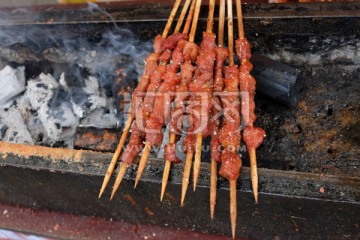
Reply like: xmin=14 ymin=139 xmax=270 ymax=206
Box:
xmin=0 ymin=3 xmax=153 ymax=73
xmin=0 ymin=3 xmax=154 ymax=147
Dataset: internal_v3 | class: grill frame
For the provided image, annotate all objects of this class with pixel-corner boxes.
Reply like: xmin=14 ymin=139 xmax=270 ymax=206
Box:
xmin=0 ymin=2 xmax=359 ymax=238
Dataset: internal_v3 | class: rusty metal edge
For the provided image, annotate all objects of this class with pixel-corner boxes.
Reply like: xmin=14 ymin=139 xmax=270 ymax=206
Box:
xmin=0 ymin=141 xmax=359 ymax=203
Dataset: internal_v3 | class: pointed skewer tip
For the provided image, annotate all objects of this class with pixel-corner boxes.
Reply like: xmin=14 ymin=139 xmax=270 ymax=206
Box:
xmin=249 ymin=149 xmax=259 ymax=203
xmin=160 ymin=159 xmax=172 ymax=202
xmin=110 ymin=163 xmax=128 ymax=200
xmin=230 ymin=180 xmax=237 ymax=239
xmin=193 ymin=133 xmax=203 ymax=192
xmin=98 ymin=191 xmax=103 ymax=199
xmin=181 ymin=152 xmax=193 ymax=206
xmin=134 ymin=141 xmax=152 ymax=189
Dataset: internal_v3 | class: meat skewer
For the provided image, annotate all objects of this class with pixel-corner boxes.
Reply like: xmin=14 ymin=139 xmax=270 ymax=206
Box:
xmin=181 ymin=0 xmax=217 ymax=204
xmin=235 ymin=0 xmax=266 ymax=203
xmin=210 ymin=0 xmax=227 ymax=219
xmin=111 ymin=34 xmax=188 ymax=199
xmin=160 ymin=0 xmax=198 ymax=202
xmin=107 ymin=0 xmax=191 ymax=199
xmin=98 ymin=2 xmax=175 ymax=197
xmin=217 ymin=0 xmax=242 ymax=238
xmin=192 ymin=0 xmax=217 ymax=192
xmin=180 ymin=0 xmax=203 ymax=207
xmin=133 ymin=0 xmax=198 ymax=189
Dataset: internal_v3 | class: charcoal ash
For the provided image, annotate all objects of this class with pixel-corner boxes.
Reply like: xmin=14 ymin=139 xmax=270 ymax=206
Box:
xmin=0 ymin=65 xmax=118 ymax=148
xmin=58 ymin=72 xmax=107 ymax=119
xmin=80 ymin=87 xmax=118 ymax=129
xmin=0 ymin=22 xmax=153 ymax=148
xmin=25 ymin=73 xmax=78 ymax=142
xmin=0 ymin=108 xmax=34 ymax=145
xmin=80 ymin=107 xmax=118 ymax=129
xmin=0 ymin=65 xmax=25 ymax=107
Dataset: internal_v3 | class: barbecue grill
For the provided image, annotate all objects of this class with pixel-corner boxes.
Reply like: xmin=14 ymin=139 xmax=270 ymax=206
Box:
xmin=0 ymin=1 xmax=359 ymax=239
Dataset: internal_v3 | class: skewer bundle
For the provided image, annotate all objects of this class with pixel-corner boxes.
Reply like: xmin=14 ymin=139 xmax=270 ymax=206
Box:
xmin=99 ymin=0 xmax=266 ymax=238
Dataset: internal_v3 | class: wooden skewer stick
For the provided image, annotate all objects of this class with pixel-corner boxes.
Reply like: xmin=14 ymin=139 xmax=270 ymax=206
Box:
xmin=180 ymin=0 xmax=203 ymax=205
xmin=210 ymin=0 xmax=226 ymax=219
xmin=229 ymin=180 xmax=237 ymax=239
xmin=163 ymin=0 xmax=184 ymax=38
xmin=193 ymin=0 xmax=216 ymax=192
xmin=206 ymin=0 xmax=215 ymax=34
xmin=183 ymin=0 xmax=197 ymax=35
xmin=99 ymin=115 xmax=133 ymax=198
xmin=192 ymin=132 xmax=203 ymax=191
xmin=111 ymin=0 xmax=186 ymax=198
xmin=189 ymin=0 xmax=202 ymax=43
xmin=218 ymin=0 xmax=226 ymax=47
xmin=235 ymin=0 xmax=259 ymax=203
xmin=235 ymin=0 xmax=245 ymax=40
xmin=249 ymin=149 xmax=258 ymax=203
xmin=249 ymin=143 xmax=259 ymax=203
xmin=181 ymin=151 xmax=194 ymax=206
xmin=134 ymin=141 xmax=151 ymax=188
xmin=160 ymin=0 xmax=197 ymax=202
xmin=160 ymin=133 xmax=176 ymax=201
xmin=210 ymin=156 xmax=218 ymax=219
xmin=174 ymin=0 xmax=192 ymax=33
xmin=136 ymin=0 xmax=198 ymax=191
xmin=110 ymin=162 xmax=129 ymax=200
xmin=100 ymin=0 xmax=183 ymax=199
xmin=226 ymin=0 xmax=238 ymax=238
xmin=227 ymin=0 xmax=235 ymax=66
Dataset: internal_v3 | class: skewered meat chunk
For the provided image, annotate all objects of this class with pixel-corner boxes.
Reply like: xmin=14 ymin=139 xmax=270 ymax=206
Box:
xmin=236 ymin=38 xmax=266 ymax=152
xmin=162 ymin=40 xmax=199 ymax=157
xmin=164 ymin=143 xmax=182 ymax=164
xmin=185 ymin=32 xmax=216 ymax=141
xmin=210 ymin=46 xmax=228 ymax=162
xmin=235 ymin=38 xmax=251 ymax=61
xmin=169 ymin=41 xmax=199 ymax=135
xmin=213 ymin=46 xmax=229 ymax=92
xmin=144 ymin=53 xmax=160 ymax=75
xmin=218 ymin=65 xmax=241 ymax=152
xmin=130 ymin=34 xmax=187 ymax=118
xmin=153 ymin=35 xmax=165 ymax=54
xmin=210 ymin=134 xmax=221 ymax=162
xmin=218 ymin=123 xmax=241 ymax=151
xmin=218 ymin=64 xmax=242 ymax=181
xmin=122 ymin=33 xmax=188 ymax=165
xmin=219 ymin=150 xmax=242 ymax=181
xmin=161 ymin=33 xmax=188 ymax=52
xmin=146 ymin=116 xmax=164 ymax=146
xmin=121 ymin=124 xmax=144 ymax=164
xmin=159 ymin=49 xmax=173 ymax=63
xmin=170 ymin=84 xmax=189 ymax=134
xmin=168 ymin=39 xmax=187 ymax=72
xmin=239 ymin=61 xmax=256 ymax=126
xmin=143 ymin=65 xmax=167 ymax=117
xmin=131 ymin=75 xmax=150 ymax=117
xmin=183 ymin=126 xmax=196 ymax=153
xmin=242 ymin=126 xmax=265 ymax=151
xmin=200 ymin=32 xmax=216 ymax=51
xmin=145 ymin=36 xmax=189 ymax=147
xmin=183 ymin=41 xmax=199 ymax=62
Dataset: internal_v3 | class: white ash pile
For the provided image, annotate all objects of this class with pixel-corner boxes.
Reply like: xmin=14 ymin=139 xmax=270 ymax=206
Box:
xmin=0 ymin=21 xmax=153 ymax=148
xmin=0 ymin=65 xmax=118 ymax=148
